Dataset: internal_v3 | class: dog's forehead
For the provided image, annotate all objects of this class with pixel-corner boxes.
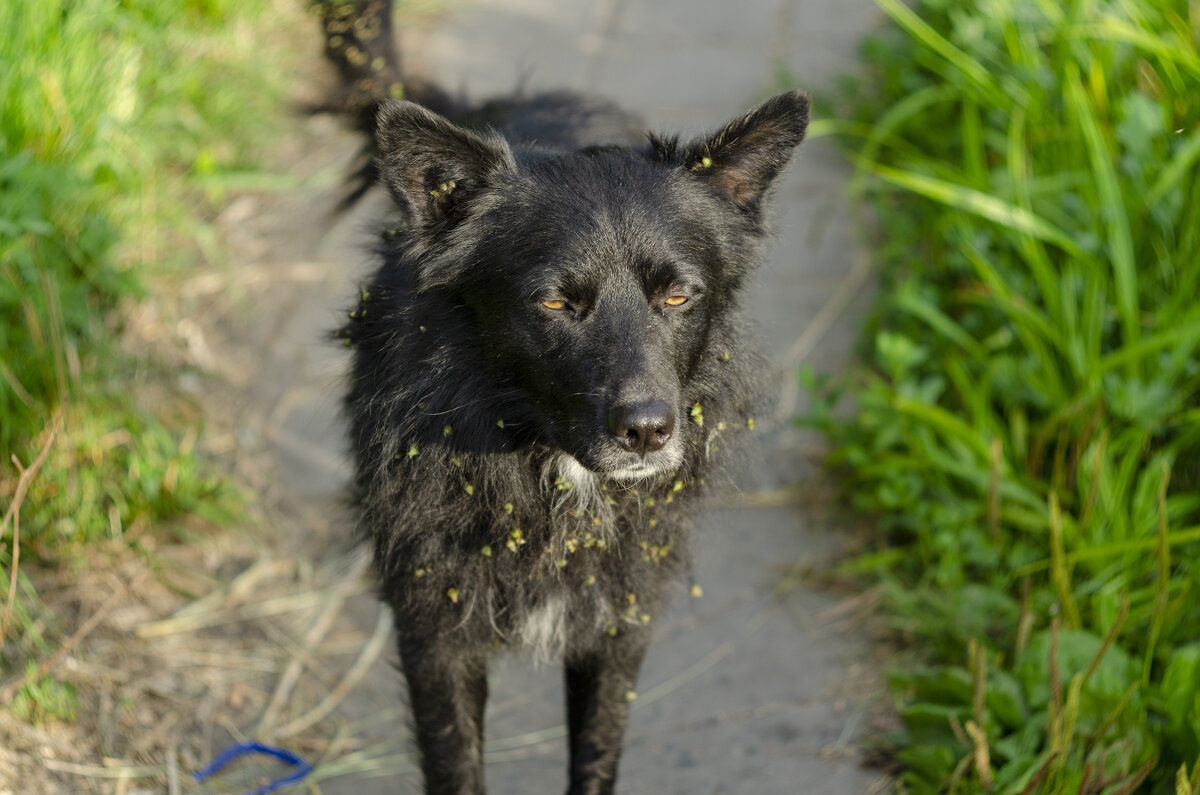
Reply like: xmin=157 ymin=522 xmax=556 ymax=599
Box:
xmin=497 ymin=150 xmax=702 ymax=265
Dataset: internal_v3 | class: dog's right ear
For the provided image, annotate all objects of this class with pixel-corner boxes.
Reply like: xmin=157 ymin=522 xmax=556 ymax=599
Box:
xmin=376 ymin=101 xmax=515 ymax=225
xmin=665 ymin=90 xmax=810 ymax=219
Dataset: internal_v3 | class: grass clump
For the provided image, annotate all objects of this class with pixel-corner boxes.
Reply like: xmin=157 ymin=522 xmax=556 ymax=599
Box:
xmin=808 ymin=0 xmax=1200 ymax=790
xmin=1 ymin=0 xmax=292 ymax=693
xmin=1 ymin=0 xmax=286 ymax=550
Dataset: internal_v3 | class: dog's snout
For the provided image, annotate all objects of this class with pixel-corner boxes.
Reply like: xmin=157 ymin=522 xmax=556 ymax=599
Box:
xmin=608 ymin=400 xmax=675 ymax=456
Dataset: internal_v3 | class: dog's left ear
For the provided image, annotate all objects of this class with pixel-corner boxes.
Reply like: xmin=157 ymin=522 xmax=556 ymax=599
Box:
xmin=674 ymin=90 xmax=810 ymax=216
xmin=376 ymin=100 xmax=516 ymax=226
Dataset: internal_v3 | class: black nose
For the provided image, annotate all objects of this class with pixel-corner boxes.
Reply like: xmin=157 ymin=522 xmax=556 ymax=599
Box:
xmin=608 ymin=400 xmax=675 ymax=457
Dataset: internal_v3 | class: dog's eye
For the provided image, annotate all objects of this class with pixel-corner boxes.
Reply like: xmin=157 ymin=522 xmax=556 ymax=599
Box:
xmin=542 ymin=299 xmax=568 ymax=310
xmin=664 ymin=296 xmax=688 ymax=307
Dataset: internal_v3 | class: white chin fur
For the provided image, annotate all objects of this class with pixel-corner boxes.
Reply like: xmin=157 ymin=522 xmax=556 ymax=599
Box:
xmin=561 ymin=454 xmax=664 ymax=483
xmin=556 ymin=454 xmax=598 ymax=487
xmin=604 ymin=466 xmax=661 ymax=482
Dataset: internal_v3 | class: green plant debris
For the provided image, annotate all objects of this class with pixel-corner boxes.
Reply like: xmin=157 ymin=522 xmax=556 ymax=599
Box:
xmin=10 ymin=666 xmax=77 ymax=725
xmin=808 ymin=0 xmax=1200 ymax=790
xmin=506 ymin=528 xmax=525 ymax=553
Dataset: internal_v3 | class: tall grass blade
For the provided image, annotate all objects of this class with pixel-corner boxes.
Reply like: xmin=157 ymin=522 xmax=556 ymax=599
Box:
xmin=1064 ymin=64 xmax=1140 ymax=359
xmin=865 ymin=162 xmax=1090 ymax=258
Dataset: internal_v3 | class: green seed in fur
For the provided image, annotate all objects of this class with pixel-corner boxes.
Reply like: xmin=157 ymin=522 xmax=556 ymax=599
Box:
xmin=443 ymin=424 xmax=453 ymax=436
xmin=481 ymin=545 xmax=492 ymax=557
xmin=690 ymin=402 xmax=704 ymax=426
xmin=408 ymin=445 xmax=420 ymax=458
xmin=447 ymin=588 xmax=459 ymax=603
xmin=464 ymin=483 xmax=474 ymax=495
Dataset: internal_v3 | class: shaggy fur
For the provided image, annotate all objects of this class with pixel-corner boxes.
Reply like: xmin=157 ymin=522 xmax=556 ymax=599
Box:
xmin=329 ymin=10 xmax=810 ymax=793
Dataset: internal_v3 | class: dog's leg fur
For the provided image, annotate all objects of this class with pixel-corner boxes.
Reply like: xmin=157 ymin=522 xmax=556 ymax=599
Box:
xmin=564 ymin=626 xmax=653 ymax=795
xmin=397 ymin=630 xmax=490 ymax=795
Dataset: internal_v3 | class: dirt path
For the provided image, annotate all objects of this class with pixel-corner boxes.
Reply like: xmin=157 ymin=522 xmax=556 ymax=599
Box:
xmin=190 ymin=1 xmax=887 ymax=792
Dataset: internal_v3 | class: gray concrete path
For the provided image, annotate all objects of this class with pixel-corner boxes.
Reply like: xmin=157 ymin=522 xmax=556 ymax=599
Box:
xmin=217 ymin=1 xmax=887 ymax=792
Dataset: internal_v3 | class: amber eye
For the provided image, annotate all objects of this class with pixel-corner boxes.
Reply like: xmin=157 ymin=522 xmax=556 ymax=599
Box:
xmin=665 ymin=295 xmax=688 ymax=307
xmin=542 ymin=299 xmax=567 ymax=310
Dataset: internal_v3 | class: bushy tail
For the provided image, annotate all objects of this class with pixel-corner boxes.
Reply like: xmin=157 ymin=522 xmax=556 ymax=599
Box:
xmin=312 ymin=0 xmax=462 ymax=206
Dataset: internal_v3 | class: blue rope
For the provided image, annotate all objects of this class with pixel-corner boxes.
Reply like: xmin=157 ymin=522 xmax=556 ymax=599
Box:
xmin=192 ymin=741 xmax=313 ymax=795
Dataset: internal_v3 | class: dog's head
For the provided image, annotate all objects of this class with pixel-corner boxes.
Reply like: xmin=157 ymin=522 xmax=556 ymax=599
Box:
xmin=374 ymin=92 xmax=809 ymax=481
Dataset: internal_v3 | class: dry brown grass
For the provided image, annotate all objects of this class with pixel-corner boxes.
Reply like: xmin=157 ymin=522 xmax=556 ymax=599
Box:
xmin=0 ymin=494 xmax=402 ymax=793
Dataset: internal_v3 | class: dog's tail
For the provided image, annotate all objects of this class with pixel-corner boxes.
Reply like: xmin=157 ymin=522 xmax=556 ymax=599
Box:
xmin=312 ymin=0 xmax=463 ymax=207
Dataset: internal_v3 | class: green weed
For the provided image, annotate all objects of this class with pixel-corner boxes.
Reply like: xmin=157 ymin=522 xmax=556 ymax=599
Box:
xmin=9 ymin=664 xmax=78 ymax=725
xmin=809 ymin=0 xmax=1200 ymax=789
xmin=1 ymin=0 xmax=285 ymax=539
xmin=1 ymin=0 xmax=291 ymax=667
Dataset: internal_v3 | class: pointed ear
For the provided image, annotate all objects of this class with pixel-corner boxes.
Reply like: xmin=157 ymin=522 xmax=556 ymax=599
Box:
xmin=375 ymin=100 xmax=515 ymax=225
xmin=676 ymin=90 xmax=810 ymax=215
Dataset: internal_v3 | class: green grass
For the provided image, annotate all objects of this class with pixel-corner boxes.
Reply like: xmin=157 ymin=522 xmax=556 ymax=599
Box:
xmin=806 ymin=0 xmax=1200 ymax=790
xmin=1 ymin=0 xmax=292 ymax=682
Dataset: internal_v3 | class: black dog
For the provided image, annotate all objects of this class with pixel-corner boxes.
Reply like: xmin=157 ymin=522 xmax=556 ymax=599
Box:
xmin=330 ymin=9 xmax=810 ymax=793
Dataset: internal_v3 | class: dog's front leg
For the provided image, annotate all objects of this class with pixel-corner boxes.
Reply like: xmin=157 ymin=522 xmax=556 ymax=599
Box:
xmin=563 ymin=624 xmax=652 ymax=795
xmin=397 ymin=632 xmax=489 ymax=795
